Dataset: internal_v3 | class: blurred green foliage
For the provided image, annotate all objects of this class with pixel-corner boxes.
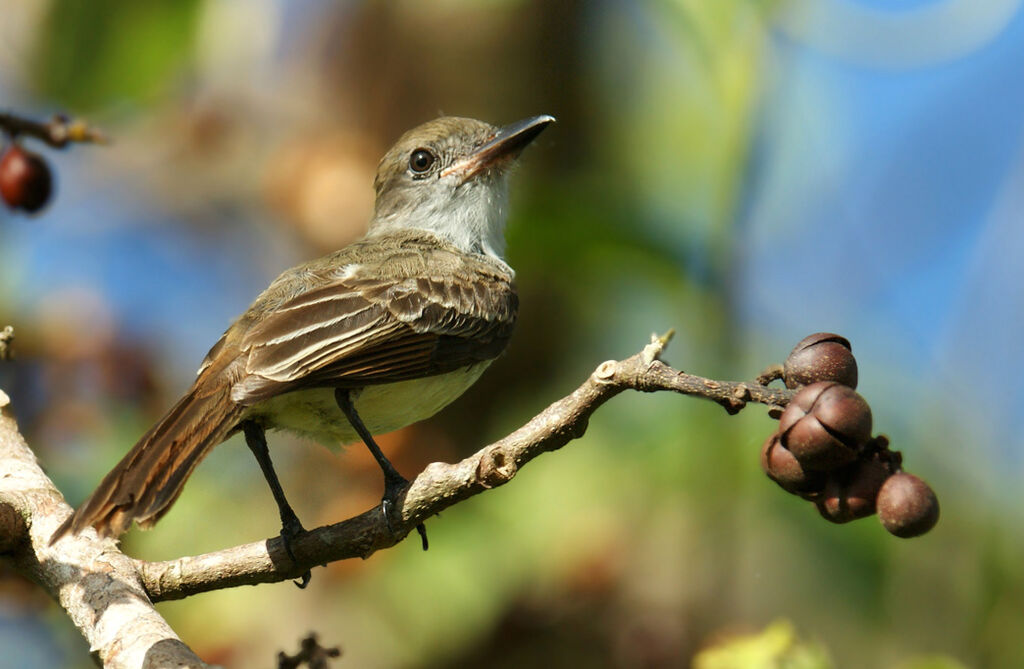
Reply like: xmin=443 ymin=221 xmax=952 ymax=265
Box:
xmin=33 ymin=0 xmax=201 ymax=110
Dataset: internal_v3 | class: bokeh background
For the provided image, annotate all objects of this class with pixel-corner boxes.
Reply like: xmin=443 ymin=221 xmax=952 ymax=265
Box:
xmin=1 ymin=1 xmax=1021 ymax=667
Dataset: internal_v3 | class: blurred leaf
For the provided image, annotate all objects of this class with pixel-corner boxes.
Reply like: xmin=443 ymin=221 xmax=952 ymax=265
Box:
xmin=893 ymin=657 xmax=970 ymax=669
xmin=693 ymin=620 xmax=833 ymax=669
xmin=595 ymin=0 xmax=773 ymax=281
xmin=32 ymin=0 xmax=202 ymax=109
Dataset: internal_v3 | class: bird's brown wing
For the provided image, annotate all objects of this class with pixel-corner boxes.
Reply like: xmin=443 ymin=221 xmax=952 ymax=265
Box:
xmin=230 ymin=243 xmax=518 ymax=405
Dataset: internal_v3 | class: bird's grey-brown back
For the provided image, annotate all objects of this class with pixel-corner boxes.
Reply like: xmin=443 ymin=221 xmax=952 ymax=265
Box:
xmin=369 ymin=117 xmax=511 ymax=259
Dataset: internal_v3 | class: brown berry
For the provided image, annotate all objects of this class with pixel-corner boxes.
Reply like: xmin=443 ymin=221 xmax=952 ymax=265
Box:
xmin=877 ymin=472 xmax=940 ymax=538
xmin=0 ymin=144 xmax=53 ymax=213
xmin=760 ymin=432 xmax=825 ymax=496
xmin=784 ymin=333 xmax=858 ymax=389
xmin=778 ymin=382 xmax=871 ymax=470
xmin=815 ymin=458 xmax=891 ymax=523
xmin=780 ymin=414 xmax=854 ymax=470
xmin=810 ymin=383 xmax=872 ymax=443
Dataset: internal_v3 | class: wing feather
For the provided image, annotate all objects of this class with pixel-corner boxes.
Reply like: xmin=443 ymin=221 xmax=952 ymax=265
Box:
xmin=231 ymin=236 xmax=517 ymax=406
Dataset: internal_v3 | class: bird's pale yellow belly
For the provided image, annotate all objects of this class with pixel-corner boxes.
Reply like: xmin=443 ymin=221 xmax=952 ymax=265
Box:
xmin=244 ymin=362 xmax=491 ymax=450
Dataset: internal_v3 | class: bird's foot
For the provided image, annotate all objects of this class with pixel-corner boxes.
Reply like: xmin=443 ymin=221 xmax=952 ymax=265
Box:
xmin=381 ymin=473 xmax=428 ymax=551
xmin=280 ymin=512 xmax=311 ymax=589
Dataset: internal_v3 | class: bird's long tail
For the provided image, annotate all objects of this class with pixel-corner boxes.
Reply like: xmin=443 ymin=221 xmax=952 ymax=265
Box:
xmin=51 ymin=384 xmax=245 ymax=544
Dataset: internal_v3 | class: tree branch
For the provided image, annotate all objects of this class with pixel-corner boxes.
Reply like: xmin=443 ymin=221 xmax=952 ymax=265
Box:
xmin=0 ymin=390 xmax=206 ymax=668
xmin=136 ymin=334 xmax=795 ymax=602
xmin=0 ymin=111 xmax=108 ymax=148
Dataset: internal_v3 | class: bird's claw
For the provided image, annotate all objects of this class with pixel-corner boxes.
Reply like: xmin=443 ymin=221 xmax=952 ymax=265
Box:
xmin=279 ymin=515 xmax=311 ymax=589
xmin=380 ymin=476 xmax=429 ymax=551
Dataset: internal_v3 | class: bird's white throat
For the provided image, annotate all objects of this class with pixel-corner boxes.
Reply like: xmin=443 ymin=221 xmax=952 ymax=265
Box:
xmin=371 ymin=174 xmax=511 ymax=261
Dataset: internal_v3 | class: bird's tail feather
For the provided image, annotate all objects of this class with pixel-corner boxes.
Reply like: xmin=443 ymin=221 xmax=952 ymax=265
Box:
xmin=51 ymin=385 xmax=244 ymax=544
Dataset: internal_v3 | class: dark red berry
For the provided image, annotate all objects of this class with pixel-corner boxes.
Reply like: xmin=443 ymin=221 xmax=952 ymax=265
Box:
xmin=877 ymin=472 xmax=940 ymax=538
xmin=778 ymin=382 xmax=871 ymax=470
xmin=784 ymin=333 xmax=858 ymax=390
xmin=0 ymin=144 xmax=53 ymax=213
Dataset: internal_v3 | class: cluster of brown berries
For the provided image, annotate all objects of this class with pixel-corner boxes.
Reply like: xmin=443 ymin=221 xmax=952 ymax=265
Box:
xmin=0 ymin=142 xmax=53 ymax=213
xmin=760 ymin=333 xmax=939 ymax=538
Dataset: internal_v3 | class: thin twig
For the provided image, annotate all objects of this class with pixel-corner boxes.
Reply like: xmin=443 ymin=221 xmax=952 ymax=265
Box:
xmin=0 ymin=111 xmax=108 ymax=148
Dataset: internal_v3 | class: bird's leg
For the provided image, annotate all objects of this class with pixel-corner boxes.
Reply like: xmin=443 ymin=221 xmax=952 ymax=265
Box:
xmin=241 ymin=420 xmax=312 ymax=588
xmin=334 ymin=388 xmax=428 ymax=551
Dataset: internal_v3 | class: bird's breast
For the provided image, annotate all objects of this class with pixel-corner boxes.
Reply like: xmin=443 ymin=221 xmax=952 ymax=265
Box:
xmin=245 ymin=362 xmax=492 ymax=450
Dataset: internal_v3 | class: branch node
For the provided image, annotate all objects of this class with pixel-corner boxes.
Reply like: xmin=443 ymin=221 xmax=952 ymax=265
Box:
xmin=642 ymin=329 xmax=674 ymax=365
xmin=476 ymin=447 xmax=517 ymax=488
xmin=721 ymin=399 xmax=745 ymax=415
xmin=755 ymin=363 xmax=785 ymax=386
xmin=594 ymin=360 xmax=618 ymax=383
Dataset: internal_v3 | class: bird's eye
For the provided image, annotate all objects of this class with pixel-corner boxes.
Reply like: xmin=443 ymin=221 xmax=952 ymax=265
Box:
xmin=408 ymin=149 xmax=435 ymax=174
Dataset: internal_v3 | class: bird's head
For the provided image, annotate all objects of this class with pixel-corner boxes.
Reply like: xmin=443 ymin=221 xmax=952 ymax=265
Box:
xmin=369 ymin=115 xmax=554 ymax=258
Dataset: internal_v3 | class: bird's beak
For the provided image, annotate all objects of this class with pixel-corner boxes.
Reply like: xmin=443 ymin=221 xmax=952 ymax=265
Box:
xmin=442 ymin=114 xmax=555 ymax=181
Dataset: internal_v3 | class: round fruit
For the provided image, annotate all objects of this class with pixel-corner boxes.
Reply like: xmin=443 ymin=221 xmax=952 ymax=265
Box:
xmin=760 ymin=432 xmax=825 ymax=496
xmin=0 ymin=144 xmax=53 ymax=213
xmin=784 ymin=333 xmax=858 ymax=389
xmin=777 ymin=382 xmax=871 ymax=470
xmin=877 ymin=472 xmax=940 ymax=538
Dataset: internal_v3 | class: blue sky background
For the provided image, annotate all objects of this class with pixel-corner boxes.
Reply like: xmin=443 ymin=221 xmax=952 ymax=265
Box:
xmin=738 ymin=1 xmax=1024 ymax=472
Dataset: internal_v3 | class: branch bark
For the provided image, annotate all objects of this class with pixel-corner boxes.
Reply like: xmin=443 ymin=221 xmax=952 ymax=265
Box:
xmin=0 ymin=389 xmax=206 ymax=668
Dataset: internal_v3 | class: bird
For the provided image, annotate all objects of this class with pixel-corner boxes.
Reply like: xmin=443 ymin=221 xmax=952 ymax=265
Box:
xmin=51 ymin=115 xmax=555 ymax=568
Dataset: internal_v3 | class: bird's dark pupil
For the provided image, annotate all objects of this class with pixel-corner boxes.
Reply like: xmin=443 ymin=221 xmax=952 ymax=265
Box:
xmin=410 ymin=150 xmax=433 ymax=172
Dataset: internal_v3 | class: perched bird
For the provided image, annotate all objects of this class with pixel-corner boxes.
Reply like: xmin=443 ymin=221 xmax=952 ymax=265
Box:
xmin=52 ymin=115 xmax=554 ymax=566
